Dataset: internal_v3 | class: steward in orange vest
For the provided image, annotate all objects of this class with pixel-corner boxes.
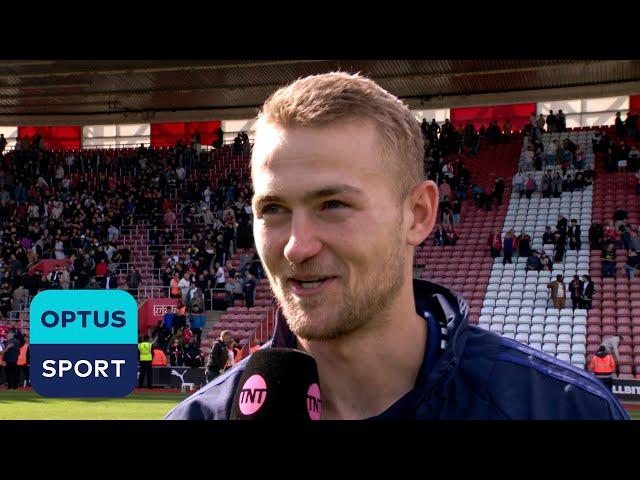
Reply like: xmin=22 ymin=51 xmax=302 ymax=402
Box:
xmin=170 ymin=278 xmax=181 ymax=298
xmin=17 ymin=343 xmax=29 ymax=366
xmin=233 ymin=345 xmax=243 ymax=363
xmin=152 ymin=346 xmax=168 ymax=366
xmin=589 ymin=345 xmax=616 ymax=390
xmin=17 ymin=341 xmax=30 ymax=387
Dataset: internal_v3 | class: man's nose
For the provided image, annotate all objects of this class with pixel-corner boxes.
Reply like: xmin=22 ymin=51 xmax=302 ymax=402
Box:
xmin=283 ymin=212 xmax=323 ymax=265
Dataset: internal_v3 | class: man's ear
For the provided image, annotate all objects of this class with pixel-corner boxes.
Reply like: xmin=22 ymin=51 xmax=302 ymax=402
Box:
xmin=406 ymin=180 xmax=440 ymax=247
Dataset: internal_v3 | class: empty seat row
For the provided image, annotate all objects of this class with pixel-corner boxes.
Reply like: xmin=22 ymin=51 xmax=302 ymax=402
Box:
xmin=479 ymin=315 xmax=587 ymax=328
xmin=478 ymin=322 xmax=587 ymax=335
xmin=480 ymin=306 xmax=586 ymax=317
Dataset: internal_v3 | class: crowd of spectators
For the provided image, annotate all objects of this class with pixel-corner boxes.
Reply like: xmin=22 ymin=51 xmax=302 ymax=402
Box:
xmin=148 ymin=303 xmax=249 ymax=369
xmin=421 ymin=117 xmax=520 ymax=248
xmin=420 ymin=117 xmax=516 ymax=163
xmin=588 ymin=207 xmax=640 ymax=280
xmin=519 ymin=133 xmax=593 ymax=174
xmin=149 ymin=302 xmax=207 ymax=368
xmin=0 ymin=130 xmax=261 ymax=321
xmin=613 ymin=111 xmax=639 ymax=141
xmin=483 ymin=203 xmax=640 ymax=307
xmin=155 ymin=169 xmax=264 ymax=310
xmin=512 ymin=168 xmax=594 ymax=201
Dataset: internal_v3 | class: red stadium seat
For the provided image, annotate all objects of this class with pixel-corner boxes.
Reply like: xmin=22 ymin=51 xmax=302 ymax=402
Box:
xmin=619 ymin=365 xmax=633 ymax=375
xmin=587 ymin=325 xmax=602 ymax=336
xmin=618 ymin=317 xmax=631 ymax=326
xmin=587 ymin=335 xmax=602 ymax=345
xmin=619 ymin=345 xmax=633 ymax=356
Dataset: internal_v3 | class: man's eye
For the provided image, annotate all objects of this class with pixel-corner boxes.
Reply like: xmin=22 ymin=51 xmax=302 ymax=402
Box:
xmin=260 ymin=204 xmax=283 ymax=215
xmin=323 ymin=200 xmax=346 ymax=210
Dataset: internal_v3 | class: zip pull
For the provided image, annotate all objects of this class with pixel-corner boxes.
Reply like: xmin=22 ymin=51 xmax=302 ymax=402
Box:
xmin=447 ymin=360 xmax=457 ymax=372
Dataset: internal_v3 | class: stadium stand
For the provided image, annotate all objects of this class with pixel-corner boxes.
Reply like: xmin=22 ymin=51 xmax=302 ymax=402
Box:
xmin=587 ymin=127 xmax=640 ymax=378
xmin=0 ymin=104 xmax=638 ymax=396
xmin=418 ymin=137 xmax=523 ymax=325
xmin=0 ymin=139 xmax=275 ymax=363
xmin=475 ymin=129 xmax=596 ymax=368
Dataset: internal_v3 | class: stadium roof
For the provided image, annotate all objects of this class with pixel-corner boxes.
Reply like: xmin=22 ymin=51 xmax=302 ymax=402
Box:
xmin=0 ymin=59 xmax=639 ymax=121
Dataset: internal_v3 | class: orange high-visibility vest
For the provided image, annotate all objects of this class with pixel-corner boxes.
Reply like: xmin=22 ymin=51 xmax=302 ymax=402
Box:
xmin=589 ymin=354 xmax=615 ymax=375
xmin=17 ymin=344 xmax=28 ymax=366
xmin=170 ymin=279 xmax=180 ymax=296
xmin=225 ymin=348 xmax=235 ymax=370
xmin=234 ymin=347 xmax=243 ymax=363
xmin=152 ymin=348 xmax=168 ymax=366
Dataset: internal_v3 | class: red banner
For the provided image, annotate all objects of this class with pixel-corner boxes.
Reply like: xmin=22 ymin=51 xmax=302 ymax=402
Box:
xmin=150 ymin=121 xmax=221 ymax=147
xmin=28 ymin=259 xmax=72 ymax=275
xmin=18 ymin=125 xmax=81 ymax=150
xmin=630 ymin=95 xmax=640 ymax=113
xmin=138 ymin=297 xmax=179 ymax=335
xmin=451 ymin=103 xmax=536 ymax=131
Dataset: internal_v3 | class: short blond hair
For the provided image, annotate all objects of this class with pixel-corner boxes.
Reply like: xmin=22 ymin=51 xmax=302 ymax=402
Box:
xmin=254 ymin=72 xmax=424 ymax=201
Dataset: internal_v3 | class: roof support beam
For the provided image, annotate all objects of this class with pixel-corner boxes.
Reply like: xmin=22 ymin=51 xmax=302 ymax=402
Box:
xmin=0 ymin=60 xmax=332 ymax=80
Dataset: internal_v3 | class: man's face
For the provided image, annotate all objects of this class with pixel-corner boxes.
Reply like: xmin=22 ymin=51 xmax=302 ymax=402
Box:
xmin=251 ymin=121 xmax=423 ymax=341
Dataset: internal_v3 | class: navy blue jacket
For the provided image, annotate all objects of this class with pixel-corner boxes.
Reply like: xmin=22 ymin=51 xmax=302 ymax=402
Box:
xmin=165 ymin=279 xmax=628 ymax=420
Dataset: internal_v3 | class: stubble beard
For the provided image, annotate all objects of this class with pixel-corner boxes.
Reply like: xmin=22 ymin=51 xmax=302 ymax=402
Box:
xmin=267 ymin=240 xmax=407 ymax=342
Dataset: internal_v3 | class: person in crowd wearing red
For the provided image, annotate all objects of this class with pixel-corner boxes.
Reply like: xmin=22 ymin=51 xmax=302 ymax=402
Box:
xmin=489 ymin=230 xmax=502 ymax=258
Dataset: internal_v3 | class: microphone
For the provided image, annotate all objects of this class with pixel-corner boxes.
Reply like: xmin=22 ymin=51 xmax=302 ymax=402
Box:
xmin=229 ymin=348 xmax=322 ymax=420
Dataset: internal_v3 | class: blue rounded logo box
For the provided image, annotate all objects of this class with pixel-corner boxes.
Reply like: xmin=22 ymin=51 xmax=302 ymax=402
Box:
xmin=30 ymin=290 xmax=139 ymax=398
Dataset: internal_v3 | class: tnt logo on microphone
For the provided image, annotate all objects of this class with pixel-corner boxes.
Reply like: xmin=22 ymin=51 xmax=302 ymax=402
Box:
xmin=307 ymin=383 xmax=321 ymax=420
xmin=239 ymin=374 xmax=268 ymax=415
xmin=30 ymin=290 xmax=138 ymax=398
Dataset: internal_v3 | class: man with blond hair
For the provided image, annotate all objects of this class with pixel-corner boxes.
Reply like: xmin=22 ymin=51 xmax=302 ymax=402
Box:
xmin=167 ymin=72 xmax=626 ymax=420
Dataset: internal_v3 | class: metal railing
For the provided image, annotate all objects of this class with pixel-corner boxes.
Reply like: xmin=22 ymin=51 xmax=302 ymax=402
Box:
xmin=140 ymin=285 xmax=171 ymax=299
xmin=138 ymin=285 xmax=226 ymax=305
xmin=241 ymin=303 xmax=278 ymax=356
xmin=125 ymin=220 xmax=186 ymax=231
xmin=112 ymin=262 xmax=155 ymax=276
xmin=209 ymin=288 xmax=227 ymax=307
xmin=72 ymin=139 xmax=247 ymax=151
xmin=138 ymin=244 xmax=192 ymax=255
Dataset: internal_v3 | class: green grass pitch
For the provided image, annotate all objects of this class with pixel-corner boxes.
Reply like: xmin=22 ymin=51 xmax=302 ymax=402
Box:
xmin=2 ymin=389 xmax=640 ymax=419
xmin=626 ymin=408 xmax=640 ymax=420
xmin=0 ymin=390 xmax=190 ymax=420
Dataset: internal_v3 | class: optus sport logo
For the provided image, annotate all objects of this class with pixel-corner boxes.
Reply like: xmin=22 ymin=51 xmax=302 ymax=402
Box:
xmin=30 ymin=290 xmax=139 ymax=397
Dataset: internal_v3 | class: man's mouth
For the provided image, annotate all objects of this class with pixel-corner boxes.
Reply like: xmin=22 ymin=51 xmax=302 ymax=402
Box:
xmin=286 ymin=276 xmax=338 ymax=295
xmin=296 ymin=279 xmax=327 ymax=289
